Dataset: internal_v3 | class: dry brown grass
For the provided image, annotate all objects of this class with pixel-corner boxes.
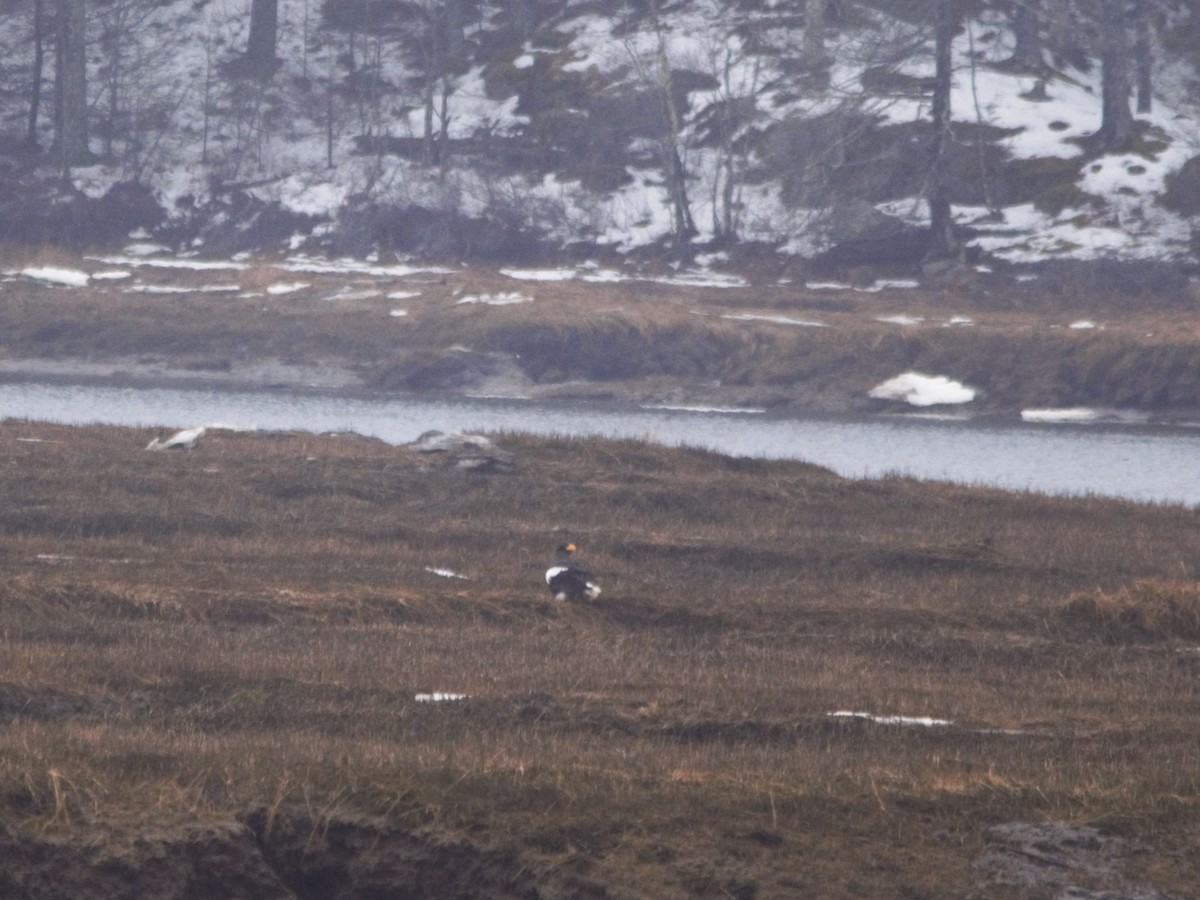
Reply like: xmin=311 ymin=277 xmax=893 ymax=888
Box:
xmin=4 ymin=250 xmax=1200 ymax=415
xmin=1058 ymin=579 xmax=1200 ymax=642
xmin=0 ymin=421 xmax=1197 ymax=897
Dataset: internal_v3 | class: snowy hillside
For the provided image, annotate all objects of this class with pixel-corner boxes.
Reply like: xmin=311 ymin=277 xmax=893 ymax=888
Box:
xmin=1 ymin=0 xmax=1199 ymax=267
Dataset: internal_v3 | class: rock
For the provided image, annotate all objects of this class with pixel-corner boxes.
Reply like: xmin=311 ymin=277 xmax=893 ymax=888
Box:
xmin=408 ymin=430 xmax=515 ymax=473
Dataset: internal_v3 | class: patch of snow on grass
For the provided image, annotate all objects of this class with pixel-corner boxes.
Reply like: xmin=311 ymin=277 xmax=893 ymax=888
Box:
xmin=389 ymin=309 xmax=408 ymax=317
xmin=387 ymin=290 xmax=421 ymax=300
xmin=125 ymin=284 xmax=240 ymax=294
xmin=457 ymin=292 xmax=528 ymax=305
xmin=122 ymin=242 xmax=171 ymax=256
xmin=721 ymin=313 xmax=828 ymax=327
xmin=828 ymin=711 xmax=953 ymax=728
xmin=91 ymin=270 xmax=131 ymax=280
xmin=875 ymin=314 xmax=924 ymax=325
xmin=280 ymin=256 xmax=453 ymax=277
xmin=1069 ymin=320 xmax=1096 ymax=329
xmin=88 ymin=255 xmax=248 ymax=271
xmin=869 ymin=372 xmax=976 ymax=406
xmin=415 ymin=692 xmax=468 ymax=702
xmin=266 ymin=282 xmax=310 ymax=295
xmin=1021 ymin=408 xmax=1101 ymax=423
xmin=501 ymin=267 xmax=579 ymax=281
xmin=947 ymin=315 xmax=974 ymax=326
xmin=18 ymin=267 xmax=90 ymax=287
xmin=424 ymin=567 xmax=470 ymax=579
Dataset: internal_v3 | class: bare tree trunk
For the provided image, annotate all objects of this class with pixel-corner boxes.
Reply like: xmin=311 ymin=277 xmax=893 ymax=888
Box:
xmin=1008 ymin=1 xmax=1043 ymax=71
xmin=1095 ymin=0 xmax=1134 ymax=150
xmin=803 ymin=0 xmax=829 ymax=68
xmin=27 ymin=0 xmax=45 ymax=146
xmin=511 ymin=0 xmax=540 ymax=39
xmin=54 ymin=0 xmax=90 ymax=174
xmin=650 ymin=2 xmax=696 ymax=250
xmin=239 ymin=0 xmax=279 ymax=77
xmin=1133 ymin=0 xmax=1152 ymax=114
xmin=925 ymin=0 xmax=960 ymax=263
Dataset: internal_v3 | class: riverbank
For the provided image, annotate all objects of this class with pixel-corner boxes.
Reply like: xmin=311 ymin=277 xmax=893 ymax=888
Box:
xmin=3 ymin=251 xmax=1200 ymax=421
xmin=0 ymin=423 xmax=1197 ymax=898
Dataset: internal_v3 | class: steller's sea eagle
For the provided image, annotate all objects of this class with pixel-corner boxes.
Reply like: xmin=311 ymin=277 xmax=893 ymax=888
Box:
xmin=545 ymin=542 xmax=601 ymax=601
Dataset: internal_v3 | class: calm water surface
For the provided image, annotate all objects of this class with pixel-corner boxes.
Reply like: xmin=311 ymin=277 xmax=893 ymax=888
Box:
xmin=2 ymin=382 xmax=1198 ymax=506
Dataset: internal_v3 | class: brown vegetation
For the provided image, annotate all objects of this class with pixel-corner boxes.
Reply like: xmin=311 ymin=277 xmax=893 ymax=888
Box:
xmin=0 ymin=421 xmax=1197 ymax=898
xmin=2 ymin=253 xmax=1200 ymax=416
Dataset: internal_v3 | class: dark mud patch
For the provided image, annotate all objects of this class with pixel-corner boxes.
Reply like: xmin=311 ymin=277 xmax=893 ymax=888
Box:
xmin=974 ymin=821 xmax=1174 ymax=899
xmin=244 ymin=807 xmax=542 ymax=900
xmin=0 ymin=810 xmax=580 ymax=900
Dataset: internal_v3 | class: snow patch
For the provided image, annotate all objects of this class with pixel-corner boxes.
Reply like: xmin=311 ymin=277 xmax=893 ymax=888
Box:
xmin=18 ymin=267 xmax=90 ymax=287
xmin=424 ymin=567 xmax=470 ymax=580
xmin=869 ymin=372 xmax=976 ymax=406
xmin=828 ymin=711 xmax=953 ymax=728
xmin=720 ymin=313 xmax=828 ymax=327
xmin=1020 ymin=408 xmax=1101 ymax=423
xmin=457 ymin=291 xmax=528 ymax=306
xmin=266 ymin=282 xmax=310 ymax=295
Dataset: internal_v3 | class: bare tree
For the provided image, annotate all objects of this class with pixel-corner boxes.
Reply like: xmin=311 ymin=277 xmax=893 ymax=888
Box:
xmin=1007 ymin=1 xmax=1043 ymax=71
xmin=53 ymin=0 xmax=90 ymax=173
xmin=1094 ymin=0 xmax=1134 ymax=150
xmin=27 ymin=0 xmax=46 ymax=146
xmin=229 ymin=0 xmax=280 ymax=77
xmin=803 ymin=0 xmax=830 ymax=70
xmin=1133 ymin=0 xmax=1152 ymax=113
xmin=621 ymin=0 xmax=696 ymax=251
xmin=925 ymin=0 xmax=960 ymax=262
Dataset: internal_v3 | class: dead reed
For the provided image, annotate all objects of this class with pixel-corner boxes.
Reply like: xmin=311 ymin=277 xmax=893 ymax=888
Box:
xmin=0 ymin=421 xmax=1197 ymax=897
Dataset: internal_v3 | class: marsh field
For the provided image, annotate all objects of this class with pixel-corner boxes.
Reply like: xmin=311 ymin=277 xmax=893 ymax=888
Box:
xmin=0 ymin=420 xmax=1197 ymax=899
xmin=4 ymin=251 xmax=1200 ymax=418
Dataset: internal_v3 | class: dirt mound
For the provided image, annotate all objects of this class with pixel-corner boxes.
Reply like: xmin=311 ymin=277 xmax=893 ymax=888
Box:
xmin=0 ymin=809 xmax=565 ymax=900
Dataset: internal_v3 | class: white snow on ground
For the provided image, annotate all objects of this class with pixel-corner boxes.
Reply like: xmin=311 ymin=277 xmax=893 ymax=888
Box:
xmin=457 ymin=292 xmax=528 ymax=306
xmin=875 ymin=314 xmax=924 ymax=326
xmin=1069 ymin=320 xmax=1097 ymax=329
xmin=8 ymin=4 xmax=1200 ymax=267
xmin=325 ymin=287 xmax=383 ymax=302
xmin=387 ymin=290 xmax=421 ymax=300
xmin=389 ymin=309 xmax=409 ymax=317
xmin=414 ymin=693 xmax=468 ymax=702
xmin=870 ymin=373 xmax=977 ymax=406
xmin=18 ymin=267 xmax=90 ymax=287
xmin=124 ymin=284 xmax=240 ymax=294
xmin=721 ymin=313 xmax=828 ymax=327
xmin=266 ymin=282 xmax=310 ymax=295
xmin=424 ymin=567 xmax=470 ymax=579
xmin=91 ymin=270 xmax=131 ymax=280
xmin=946 ymin=316 xmax=974 ymax=326
xmin=642 ymin=404 xmax=765 ymax=414
xmin=1021 ymin=408 xmax=1102 ymax=423
xmin=827 ymin=711 xmax=953 ymax=728
xmin=145 ymin=426 xmax=206 ymax=450
xmin=278 ymin=257 xmax=453 ymax=278
xmin=88 ymin=255 xmax=248 ymax=271
xmin=501 ymin=267 xmax=580 ymax=281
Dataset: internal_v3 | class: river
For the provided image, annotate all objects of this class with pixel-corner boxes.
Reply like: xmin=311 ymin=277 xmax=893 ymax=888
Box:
xmin=2 ymin=382 xmax=1198 ymax=507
